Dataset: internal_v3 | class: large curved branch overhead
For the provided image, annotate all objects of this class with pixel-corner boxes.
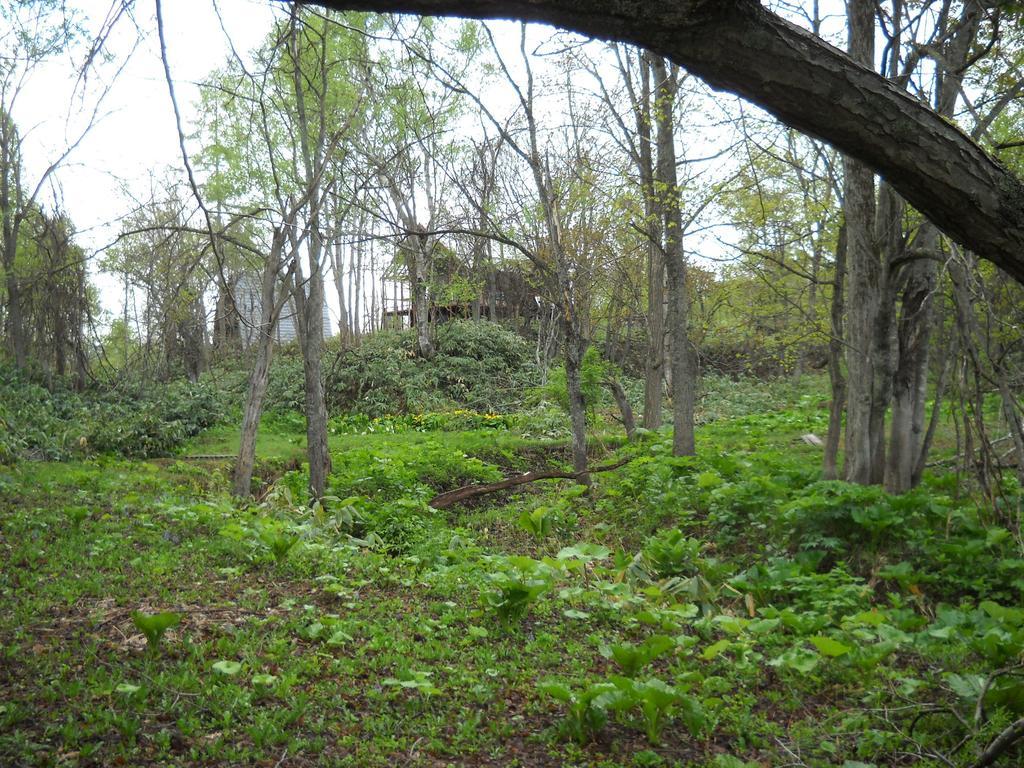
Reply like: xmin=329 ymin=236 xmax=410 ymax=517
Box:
xmin=309 ymin=0 xmax=1024 ymax=282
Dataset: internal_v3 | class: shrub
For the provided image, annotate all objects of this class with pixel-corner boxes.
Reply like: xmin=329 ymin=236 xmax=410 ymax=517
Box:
xmin=315 ymin=321 xmax=536 ymax=418
xmin=83 ymin=381 xmax=223 ymax=458
xmin=539 ymin=347 xmax=610 ymax=422
xmin=362 ymin=499 xmax=435 ymax=554
xmin=0 ymin=363 xmax=226 ymax=461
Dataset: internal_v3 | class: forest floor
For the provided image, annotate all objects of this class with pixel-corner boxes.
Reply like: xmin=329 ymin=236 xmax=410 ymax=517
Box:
xmin=1 ymin=378 xmax=1022 ymax=767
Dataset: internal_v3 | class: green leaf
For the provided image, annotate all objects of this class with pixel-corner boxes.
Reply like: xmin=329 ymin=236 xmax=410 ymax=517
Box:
xmin=326 ymin=629 xmax=353 ymax=646
xmin=748 ymin=618 xmax=781 ymax=633
xmin=980 ymin=601 xmax=1024 ymax=626
xmin=701 ymin=639 xmax=732 ymax=660
xmin=946 ymin=673 xmax=985 ymax=701
xmin=557 ymin=543 xmax=611 ymax=562
xmin=713 ymin=615 xmax=749 ymax=635
xmin=131 ymin=610 xmax=182 ymax=649
xmin=212 ymin=660 xmax=242 ymax=676
xmin=769 ymin=646 xmax=819 ymax=674
xmin=849 ymin=610 xmax=887 ymax=627
xmin=676 ymin=693 xmax=706 ymax=736
xmin=809 ymin=635 xmax=852 ymax=657
xmin=538 ymin=681 xmax=574 ymax=702
xmin=517 ymin=507 xmax=552 ymax=538
xmin=985 ymin=527 xmax=1011 ymax=548
xmin=252 ymin=673 xmax=277 ymax=687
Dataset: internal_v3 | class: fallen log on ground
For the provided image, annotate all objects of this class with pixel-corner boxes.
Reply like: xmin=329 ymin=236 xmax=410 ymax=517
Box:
xmin=429 ymin=456 xmax=635 ymax=510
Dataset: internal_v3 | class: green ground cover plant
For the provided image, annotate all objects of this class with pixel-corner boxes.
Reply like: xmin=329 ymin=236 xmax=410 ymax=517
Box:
xmin=1 ymin=374 xmax=1022 ymax=767
xmin=0 ymin=363 xmax=225 ymax=461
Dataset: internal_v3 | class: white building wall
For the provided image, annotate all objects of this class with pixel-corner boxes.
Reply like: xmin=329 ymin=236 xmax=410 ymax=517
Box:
xmin=235 ymin=276 xmax=333 ymax=347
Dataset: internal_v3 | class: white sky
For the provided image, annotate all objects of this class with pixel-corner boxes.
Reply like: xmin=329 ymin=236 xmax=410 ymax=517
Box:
xmin=7 ymin=1 xmax=853 ymax=332
xmin=10 ymin=0 xmax=278 ymax=323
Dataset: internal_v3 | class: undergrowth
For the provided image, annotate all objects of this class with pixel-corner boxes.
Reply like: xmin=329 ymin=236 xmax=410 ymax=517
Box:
xmin=1 ymin=373 xmax=1022 ymax=767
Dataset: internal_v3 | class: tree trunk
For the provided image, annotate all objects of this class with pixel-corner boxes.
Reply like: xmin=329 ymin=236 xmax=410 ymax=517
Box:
xmin=4 ymin=268 xmax=27 ymax=368
xmin=286 ymin=4 xmax=334 ymax=502
xmin=638 ymin=53 xmax=665 ymax=431
xmin=180 ymin=295 xmax=206 ymax=383
xmin=413 ymin=229 xmax=435 ymax=357
xmin=233 ymin=227 xmax=289 ymax=498
xmin=1 ymin=115 xmax=28 ymax=369
xmin=841 ymin=0 xmax=880 ymax=485
xmin=293 ymin=261 xmax=332 ymax=501
xmin=214 ymin=278 xmax=241 ymax=351
xmin=883 ymin=1 xmax=983 ymax=493
xmin=913 ymin=328 xmax=954 ymax=489
xmin=563 ymin=317 xmax=590 ymax=484
xmin=824 ymin=224 xmax=847 ymax=480
xmin=234 ymin=332 xmax=274 ymax=498
xmin=2 ymin=222 xmax=28 ymax=368
xmin=885 ymin=236 xmax=937 ymax=493
xmin=471 ymin=211 xmax=486 ymax=322
xmin=402 ymin=225 xmax=435 ymax=358
xmin=651 ymin=55 xmax=694 ymax=456
xmin=486 ymin=253 xmax=498 ymax=321
xmin=868 ymin=183 xmax=900 ymax=480
xmin=353 ymin=225 xmax=362 ymax=339
xmin=331 ymin=232 xmax=351 ymax=345
xmin=606 ymin=377 xmax=637 ymax=440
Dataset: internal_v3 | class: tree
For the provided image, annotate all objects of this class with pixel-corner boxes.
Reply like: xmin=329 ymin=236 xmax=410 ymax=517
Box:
xmin=7 ymin=205 xmax=94 ymax=386
xmin=186 ymin=34 xmax=303 ymax=499
xmin=356 ymin=16 xmax=471 ymax=359
xmin=841 ymin=0 xmax=879 ymax=486
xmin=281 ymin=4 xmax=367 ymax=500
xmin=486 ymin=24 xmax=595 ymax=481
xmin=836 ymin=0 xmax=1016 ymax=491
xmin=0 ymin=1 xmax=109 ymax=369
xmin=595 ymin=46 xmax=665 ymax=430
xmin=313 ymin=0 xmax=1024 ymax=286
xmin=650 ymin=55 xmax=695 ymax=456
xmin=717 ymin=128 xmax=840 ymax=380
xmin=103 ymin=186 xmax=210 ymax=382
xmin=413 ymin=21 xmax=612 ymax=481
xmin=182 ymin=4 xmax=365 ymax=498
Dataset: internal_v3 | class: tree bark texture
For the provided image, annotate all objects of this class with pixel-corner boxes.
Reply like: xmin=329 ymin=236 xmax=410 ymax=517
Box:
xmin=562 ymin=310 xmax=591 ymax=483
xmin=409 ymin=226 xmax=436 ymax=359
xmin=883 ymin=1 xmax=984 ymax=493
xmin=331 ymin=230 xmax=352 ymax=344
xmin=2 ymin=262 xmax=27 ymax=368
xmin=823 ymin=224 xmax=846 ymax=480
xmin=288 ymin=7 xmax=335 ymax=502
xmin=293 ymin=262 xmax=332 ymax=501
xmin=606 ymin=377 xmax=637 ymax=440
xmin=314 ymin=0 xmax=1024 ymax=285
xmin=651 ymin=55 xmax=694 ymax=456
xmin=233 ymin=227 xmax=290 ymax=498
xmin=842 ymin=0 xmax=881 ymax=485
xmin=885 ymin=230 xmax=937 ymax=492
xmin=1 ymin=116 xmax=28 ymax=368
xmin=634 ymin=53 xmax=665 ymax=431
xmin=234 ymin=331 xmax=275 ymax=498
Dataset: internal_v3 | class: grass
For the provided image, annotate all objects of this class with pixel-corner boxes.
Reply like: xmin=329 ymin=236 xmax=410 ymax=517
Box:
xmin=1 ymin=380 xmax=1022 ymax=767
xmin=185 ymin=413 xmax=626 ymax=466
